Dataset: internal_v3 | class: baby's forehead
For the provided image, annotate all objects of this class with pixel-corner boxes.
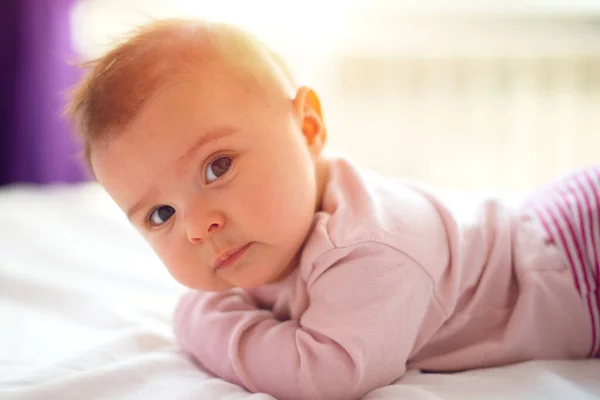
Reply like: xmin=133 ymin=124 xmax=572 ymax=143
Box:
xmin=68 ymin=20 xmax=296 ymax=158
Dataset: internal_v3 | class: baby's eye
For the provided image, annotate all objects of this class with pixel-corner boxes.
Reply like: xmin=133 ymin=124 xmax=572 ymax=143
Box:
xmin=205 ymin=156 xmax=232 ymax=183
xmin=148 ymin=205 xmax=175 ymax=227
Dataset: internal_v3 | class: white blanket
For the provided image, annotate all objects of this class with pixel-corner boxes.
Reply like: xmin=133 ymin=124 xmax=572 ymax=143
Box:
xmin=1 ymin=183 xmax=599 ymax=399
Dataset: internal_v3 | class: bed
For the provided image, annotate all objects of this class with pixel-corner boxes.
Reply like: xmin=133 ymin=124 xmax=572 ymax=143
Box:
xmin=1 ymin=182 xmax=599 ymax=400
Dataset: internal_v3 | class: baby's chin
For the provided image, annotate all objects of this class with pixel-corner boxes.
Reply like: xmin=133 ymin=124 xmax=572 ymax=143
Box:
xmin=169 ymin=249 xmax=299 ymax=291
xmin=182 ymin=267 xmax=295 ymax=292
xmin=186 ymin=279 xmax=236 ymax=293
xmin=228 ymin=263 xmax=296 ymax=289
xmin=168 ymin=269 xmax=235 ymax=293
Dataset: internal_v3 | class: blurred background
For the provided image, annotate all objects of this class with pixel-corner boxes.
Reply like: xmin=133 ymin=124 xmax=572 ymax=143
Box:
xmin=3 ymin=0 xmax=600 ymax=195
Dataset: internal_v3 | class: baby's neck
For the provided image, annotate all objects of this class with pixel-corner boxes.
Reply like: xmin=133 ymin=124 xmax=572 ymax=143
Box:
xmin=314 ymin=157 xmax=330 ymax=213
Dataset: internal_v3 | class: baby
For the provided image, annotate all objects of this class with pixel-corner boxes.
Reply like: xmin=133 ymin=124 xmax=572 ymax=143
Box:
xmin=66 ymin=18 xmax=599 ymax=400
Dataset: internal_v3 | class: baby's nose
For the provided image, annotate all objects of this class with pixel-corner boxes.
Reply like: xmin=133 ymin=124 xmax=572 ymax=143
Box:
xmin=185 ymin=211 xmax=225 ymax=244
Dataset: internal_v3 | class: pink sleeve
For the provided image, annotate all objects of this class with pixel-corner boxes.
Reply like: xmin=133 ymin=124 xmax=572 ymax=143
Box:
xmin=173 ymin=243 xmax=435 ymax=400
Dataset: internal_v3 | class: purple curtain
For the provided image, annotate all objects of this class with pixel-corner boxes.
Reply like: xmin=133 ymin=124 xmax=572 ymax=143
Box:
xmin=0 ymin=0 xmax=89 ymax=185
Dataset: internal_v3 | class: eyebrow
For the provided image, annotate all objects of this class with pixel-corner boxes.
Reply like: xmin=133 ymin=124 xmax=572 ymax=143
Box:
xmin=126 ymin=126 xmax=236 ymax=220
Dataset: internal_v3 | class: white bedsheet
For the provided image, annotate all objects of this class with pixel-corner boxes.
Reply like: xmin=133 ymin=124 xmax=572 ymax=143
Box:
xmin=0 ymin=183 xmax=598 ymax=400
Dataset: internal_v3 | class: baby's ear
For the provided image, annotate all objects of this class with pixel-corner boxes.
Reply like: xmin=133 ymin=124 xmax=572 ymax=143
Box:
xmin=293 ymin=86 xmax=327 ymax=156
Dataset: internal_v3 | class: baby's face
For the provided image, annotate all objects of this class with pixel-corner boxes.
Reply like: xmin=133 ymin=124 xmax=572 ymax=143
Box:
xmin=91 ymin=70 xmax=323 ymax=291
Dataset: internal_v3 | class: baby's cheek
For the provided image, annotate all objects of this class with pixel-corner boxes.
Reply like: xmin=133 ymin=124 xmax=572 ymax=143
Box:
xmin=151 ymin=240 xmax=193 ymax=285
xmin=156 ymin=240 xmax=229 ymax=291
xmin=253 ymin=186 xmax=313 ymax=245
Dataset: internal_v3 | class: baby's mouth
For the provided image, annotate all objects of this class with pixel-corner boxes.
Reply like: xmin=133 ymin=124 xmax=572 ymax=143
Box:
xmin=212 ymin=243 xmax=251 ymax=270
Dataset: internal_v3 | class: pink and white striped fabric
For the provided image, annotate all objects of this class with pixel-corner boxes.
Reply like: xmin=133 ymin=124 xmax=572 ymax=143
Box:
xmin=523 ymin=166 xmax=600 ymax=358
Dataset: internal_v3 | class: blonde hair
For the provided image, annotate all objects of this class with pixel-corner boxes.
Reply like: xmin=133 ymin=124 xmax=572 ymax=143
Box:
xmin=65 ymin=18 xmax=296 ymax=163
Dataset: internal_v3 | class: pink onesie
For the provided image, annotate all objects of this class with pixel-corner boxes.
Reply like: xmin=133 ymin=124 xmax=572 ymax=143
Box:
xmin=174 ymin=157 xmax=599 ymax=400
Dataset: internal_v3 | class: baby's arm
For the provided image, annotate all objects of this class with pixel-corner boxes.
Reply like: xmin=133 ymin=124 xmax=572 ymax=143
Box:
xmin=174 ymin=243 xmax=436 ymax=400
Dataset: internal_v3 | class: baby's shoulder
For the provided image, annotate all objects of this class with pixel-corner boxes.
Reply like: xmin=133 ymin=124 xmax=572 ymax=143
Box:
xmin=308 ymin=158 xmax=450 ymax=270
